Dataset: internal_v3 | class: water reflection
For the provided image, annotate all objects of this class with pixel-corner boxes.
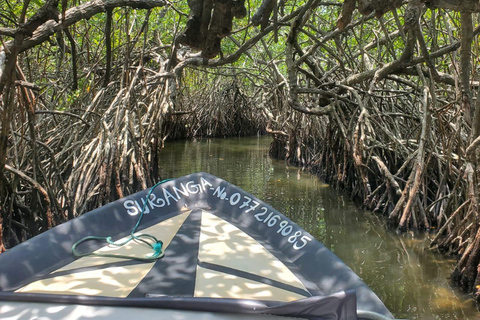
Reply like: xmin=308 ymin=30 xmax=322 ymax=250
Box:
xmin=159 ymin=136 xmax=478 ymax=320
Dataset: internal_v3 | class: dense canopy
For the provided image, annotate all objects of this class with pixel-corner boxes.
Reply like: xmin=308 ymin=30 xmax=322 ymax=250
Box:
xmin=2 ymin=0 xmax=480 ymax=309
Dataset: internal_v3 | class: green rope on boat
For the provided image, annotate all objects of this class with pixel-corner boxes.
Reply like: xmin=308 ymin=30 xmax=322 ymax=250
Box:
xmin=72 ymin=179 xmax=172 ymax=262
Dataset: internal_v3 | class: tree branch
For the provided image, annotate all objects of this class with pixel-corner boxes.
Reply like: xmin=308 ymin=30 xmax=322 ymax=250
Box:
xmin=424 ymin=0 xmax=480 ymax=12
xmin=3 ymin=0 xmax=167 ymax=54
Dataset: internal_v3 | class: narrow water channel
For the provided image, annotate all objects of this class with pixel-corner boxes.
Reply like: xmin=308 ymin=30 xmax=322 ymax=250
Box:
xmin=159 ymin=136 xmax=478 ymax=320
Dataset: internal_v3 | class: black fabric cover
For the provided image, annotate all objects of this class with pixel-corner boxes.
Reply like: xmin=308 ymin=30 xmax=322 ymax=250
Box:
xmin=0 ymin=291 xmax=357 ymax=320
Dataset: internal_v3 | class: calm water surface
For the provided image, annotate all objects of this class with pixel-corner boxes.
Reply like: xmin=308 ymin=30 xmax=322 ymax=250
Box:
xmin=159 ymin=136 xmax=478 ymax=320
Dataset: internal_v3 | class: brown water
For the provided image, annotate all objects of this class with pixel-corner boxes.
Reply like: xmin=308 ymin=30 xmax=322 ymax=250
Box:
xmin=159 ymin=136 xmax=478 ymax=320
